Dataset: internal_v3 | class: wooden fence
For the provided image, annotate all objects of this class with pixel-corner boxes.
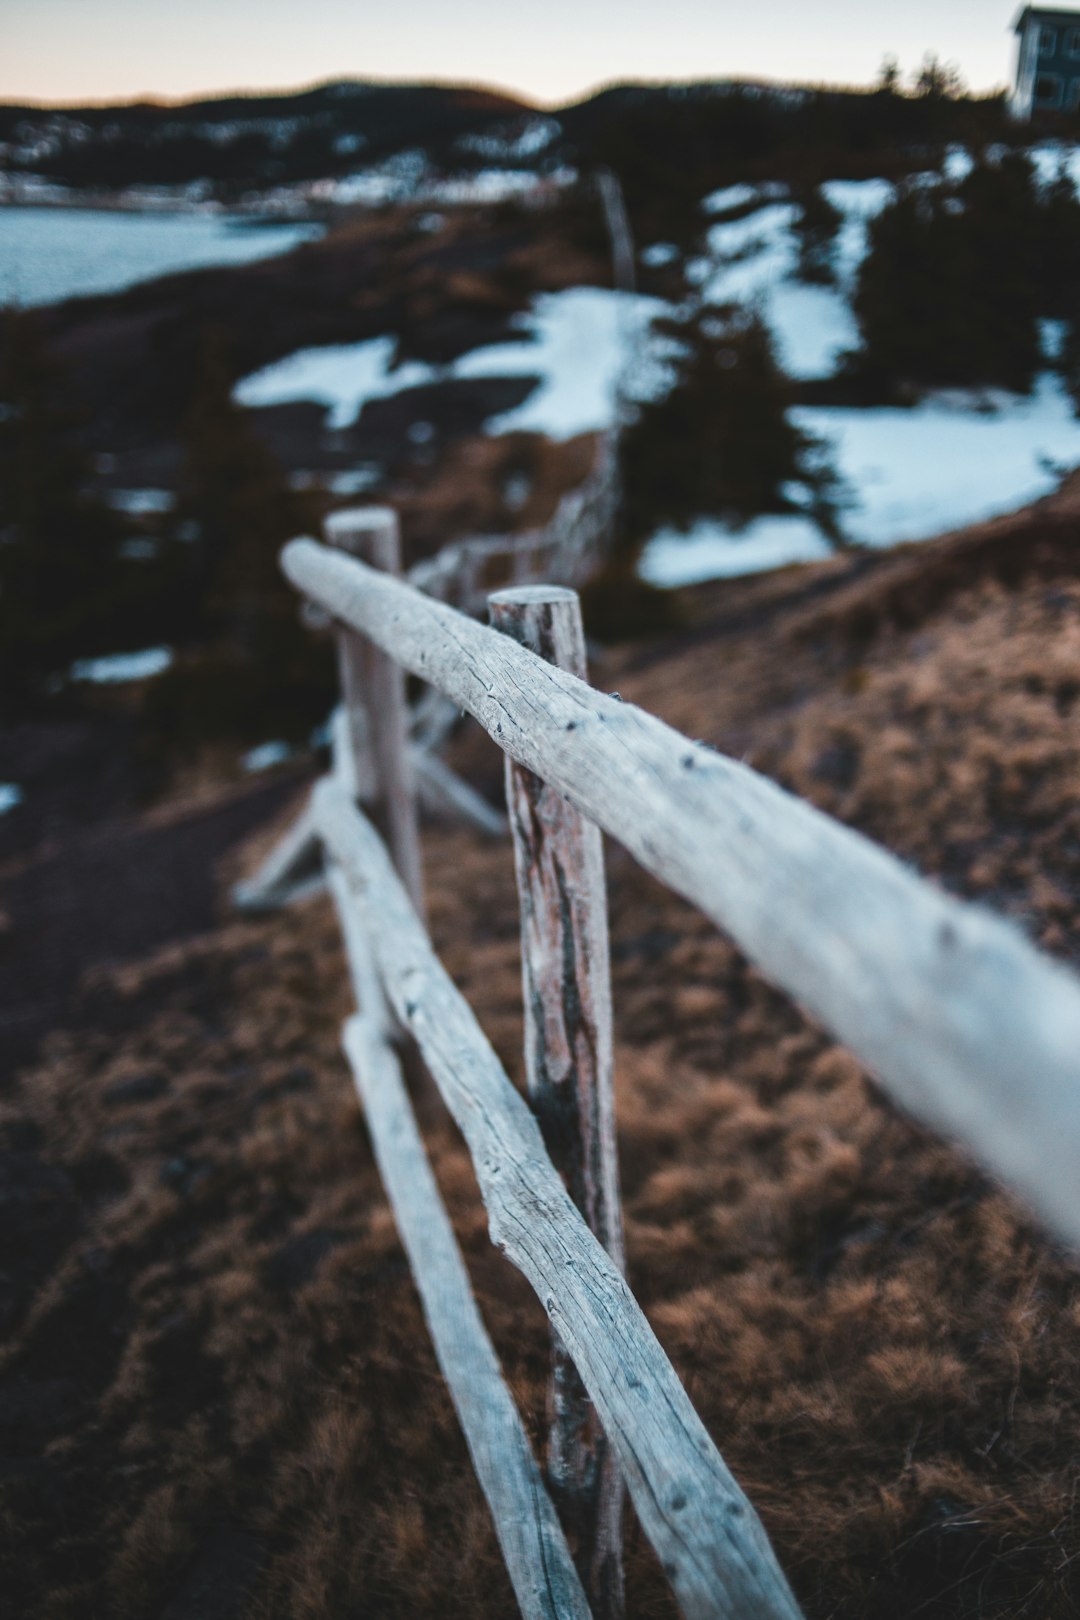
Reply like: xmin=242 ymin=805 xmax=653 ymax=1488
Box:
xmin=406 ymin=429 xmax=620 ymax=614
xmin=235 ymin=453 xmax=621 ymax=909
xmin=247 ymin=168 xmax=634 ymax=899
xmin=237 ymin=511 xmax=1080 ymax=1620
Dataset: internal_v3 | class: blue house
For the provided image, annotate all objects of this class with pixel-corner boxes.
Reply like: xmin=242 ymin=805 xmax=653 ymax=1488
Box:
xmin=1011 ymin=6 xmax=1080 ymax=116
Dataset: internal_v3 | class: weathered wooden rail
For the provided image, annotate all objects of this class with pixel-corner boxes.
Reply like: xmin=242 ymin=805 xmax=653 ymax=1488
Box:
xmin=407 ymin=430 xmax=619 ymax=615
xmin=243 ymin=511 xmax=1080 ymax=1618
xmin=235 ymin=465 xmax=619 ymax=909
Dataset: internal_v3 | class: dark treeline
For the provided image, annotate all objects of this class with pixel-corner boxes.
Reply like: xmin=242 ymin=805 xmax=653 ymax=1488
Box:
xmin=0 ymin=83 xmax=527 ymax=196
xmin=562 ymin=80 xmax=1021 ymax=242
xmin=852 ymin=148 xmax=1080 ymax=398
xmin=0 ymin=84 xmax=529 ymax=194
xmin=0 ymin=311 xmax=333 ymax=742
xmin=620 ymin=305 xmax=847 ymax=556
xmin=2 ymin=77 xmax=1050 ymax=216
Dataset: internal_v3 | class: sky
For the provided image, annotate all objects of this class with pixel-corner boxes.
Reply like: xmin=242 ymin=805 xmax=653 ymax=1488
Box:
xmin=0 ymin=0 xmax=1021 ymax=109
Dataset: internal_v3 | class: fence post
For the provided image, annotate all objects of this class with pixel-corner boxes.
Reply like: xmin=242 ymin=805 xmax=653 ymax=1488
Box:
xmin=488 ymin=583 xmax=625 ymax=1620
xmin=325 ymin=506 xmax=425 ymax=921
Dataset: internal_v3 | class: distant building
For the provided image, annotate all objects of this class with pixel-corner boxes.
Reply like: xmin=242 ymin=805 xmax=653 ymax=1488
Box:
xmin=1011 ymin=7 xmax=1080 ymax=117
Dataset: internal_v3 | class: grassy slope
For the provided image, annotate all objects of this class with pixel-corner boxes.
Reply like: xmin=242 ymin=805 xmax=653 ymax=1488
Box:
xmin=4 ymin=492 xmax=1080 ymax=1618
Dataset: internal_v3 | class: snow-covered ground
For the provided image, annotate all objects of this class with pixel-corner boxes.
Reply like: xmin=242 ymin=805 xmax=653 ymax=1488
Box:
xmin=106 ymin=489 xmax=174 ymax=516
xmin=70 ymin=647 xmax=173 ymax=684
xmin=33 ymin=138 xmax=1069 ymax=596
xmin=797 ymin=375 xmax=1079 ymax=544
xmin=688 ymin=178 xmax=891 ymax=379
xmin=0 ymin=207 xmax=322 ymax=307
xmin=235 ymin=287 xmax=672 ymax=439
xmin=235 ymin=335 xmax=433 ymax=431
xmin=314 ymin=155 xmax=575 ymax=209
xmin=642 ymin=152 xmax=1080 ymax=585
xmin=642 ymin=375 xmax=1080 ymax=586
xmin=641 ymin=515 xmax=832 ymax=586
xmin=242 ymin=740 xmax=293 ymax=773
xmin=453 ymin=289 xmax=672 ymax=437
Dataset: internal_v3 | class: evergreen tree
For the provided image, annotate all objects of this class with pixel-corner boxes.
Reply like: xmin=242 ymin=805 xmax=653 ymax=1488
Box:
xmin=153 ymin=328 xmax=332 ymax=743
xmin=913 ymin=54 xmax=966 ymax=101
xmin=0 ymin=310 xmax=124 ymax=705
xmin=794 ymin=184 xmax=843 ymax=286
xmin=621 ymin=304 xmax=847 ymax=548
xmin=177 ymin=327 xmax=298 ymax=658
xmin=853 ymin=151 xmax=1052 ymax=393
xmin=876 ymin=56 xmax=902 ymax=96
xmin=1038 ymin=158 xmax=1080 ymax=317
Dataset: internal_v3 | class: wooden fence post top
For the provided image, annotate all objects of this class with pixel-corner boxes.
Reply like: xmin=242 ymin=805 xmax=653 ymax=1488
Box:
xmin=325 ymin=505 xmax=400 ymax=561
xmin=489 ymin=587 xmax=587 ymax=669
xmin=489 ymin=584 xmax=580 ymax=608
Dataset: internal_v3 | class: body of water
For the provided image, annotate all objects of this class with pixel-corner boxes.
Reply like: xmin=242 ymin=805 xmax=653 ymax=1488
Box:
xmin=0 ymin=206 xmax=322 ymax=307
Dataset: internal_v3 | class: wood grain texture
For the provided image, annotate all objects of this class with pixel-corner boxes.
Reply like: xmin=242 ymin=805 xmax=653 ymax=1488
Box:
xmin=283 ymin=538 xmax=1080 ymax=1255
xmin=327 ymin=880 xmax=590 ymax=1620
xmin=490 ymin=587 xmax=625 ymax=1619
xmin=325 ymin=507 xmax=425 ymax=921
xmin=315 ymin=780 xmax=804 ymax=1620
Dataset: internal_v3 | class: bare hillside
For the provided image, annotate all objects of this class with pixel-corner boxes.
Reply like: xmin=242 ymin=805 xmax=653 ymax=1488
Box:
xmin=3 ymin=496 xmax=1080 ymax=1618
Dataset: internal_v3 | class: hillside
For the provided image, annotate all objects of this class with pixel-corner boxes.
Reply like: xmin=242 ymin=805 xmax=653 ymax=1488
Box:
xmin=0 ymin=74 xmax=1026 ymax=235
xmin=3 ymin=487 xmax=1080 ymax=1618
xmin=0 ymin=83 xmax=533 ymax=194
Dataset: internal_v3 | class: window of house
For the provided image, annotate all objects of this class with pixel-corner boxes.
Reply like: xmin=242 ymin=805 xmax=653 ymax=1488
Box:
xmin=1067 ymin=77 xmax=1080 ymax=109
xmin=1068 ymin=27 xmax=1080 ymax=57
xmin=1040 ymin=25 xmax=1059 ymax=56
xmin=1036 ymin=71 xmax=1064 ymax=106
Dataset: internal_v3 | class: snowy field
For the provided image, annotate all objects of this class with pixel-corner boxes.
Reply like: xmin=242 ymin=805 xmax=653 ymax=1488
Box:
xmin=235 ymin=287 xmax=671 ymax=439
xmin=642 ymin=376 xmax=1080 ymax=586
xmin=642 ymin=147 xmax=1080 ymax=585
xmin=236 ymin=143 xmax=1080 ymax=586
xmin=0 ymin=207 xmax=322 ymax=307
xmin=688 ymin=178 xmax=891 ymax=379
xmin=10 ymin=143 xmax=1080 ymax=591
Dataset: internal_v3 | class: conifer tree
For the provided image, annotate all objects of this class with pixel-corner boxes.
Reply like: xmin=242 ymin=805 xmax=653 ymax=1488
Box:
xmin=621 ymin=304 xmax=847 ymax=547
xmin=160 ymin=327 xmax=331 ymax=741
xmin=0 ymin=310 xmax=122 ymax=705
xmin=794 ymin=184 xmax=843 ymax=286
xmin=853 ymin=151 xmax=1053 ymax=393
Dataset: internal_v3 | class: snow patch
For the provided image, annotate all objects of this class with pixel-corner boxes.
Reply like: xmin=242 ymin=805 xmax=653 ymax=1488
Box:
xmin=645 ymin=374 xmax=1080 ymax=586
xmin=234 ymin=336 xmax=434 ymax=430
xmin=234 ymin=288 xmax=674 ymax=440
xmin=328 ymin=466 xmax=382 ymax=496
xmin=70 ymin=646 xmax=173 ymax=683
xmin=795 ymin=375 xmax=1080 ymax=547
xmin=107 ymin=488 xmax=173 ymax=515
xmin=242 ymin=741 xmax=293 ymax=773
xmin=454 ymin=288 xmax=672 ymax=438
xmin=459 ymin=117 xmax=561 ymax=161
xmin=641 ymin=515 xmax=832 ymax=586
xmin=641 ymin=242 xmax=679 ymax=267
xmin=703 ymin=182 xmax=763 ymax=215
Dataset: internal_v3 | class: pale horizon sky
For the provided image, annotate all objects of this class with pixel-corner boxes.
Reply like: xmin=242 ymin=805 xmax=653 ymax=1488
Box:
xmin=1 ymin=1 xmax=1022 ymax=109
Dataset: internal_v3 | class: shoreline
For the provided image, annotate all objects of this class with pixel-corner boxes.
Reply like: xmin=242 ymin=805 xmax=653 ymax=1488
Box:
xmin=0 ymin=187 xmax=326 ymax=225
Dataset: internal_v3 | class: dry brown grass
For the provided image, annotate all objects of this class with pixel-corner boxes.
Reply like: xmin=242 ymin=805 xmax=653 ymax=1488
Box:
xmin=5 ymin=512 xmax=1080 ymax=1618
